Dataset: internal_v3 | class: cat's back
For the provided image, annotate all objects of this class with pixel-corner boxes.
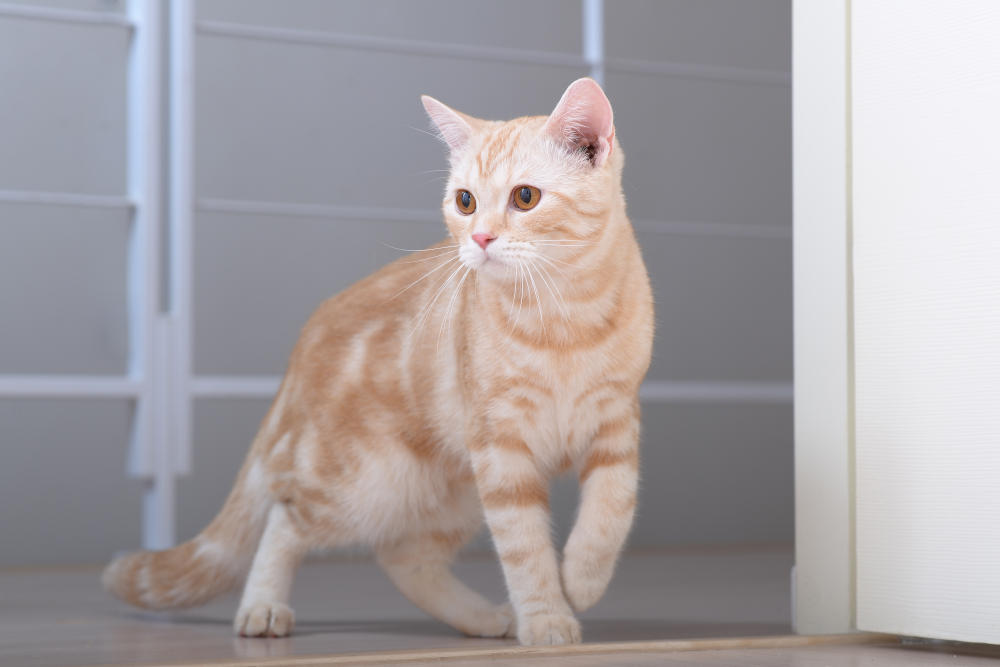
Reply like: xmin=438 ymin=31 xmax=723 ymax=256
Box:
xmin=291 ymin=239 xmax=455 ymax=352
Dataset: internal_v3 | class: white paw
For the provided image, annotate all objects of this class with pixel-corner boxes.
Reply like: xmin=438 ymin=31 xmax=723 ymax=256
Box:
xmin=561 ymin=554 xmax=612 ymax=612
xmin=461 ymin=602 xmax=516 ymax=638
xmin=516 ymin=612 xmax=581 ymax=646
xmin=234 ymin=602 xmax=295 ymax=637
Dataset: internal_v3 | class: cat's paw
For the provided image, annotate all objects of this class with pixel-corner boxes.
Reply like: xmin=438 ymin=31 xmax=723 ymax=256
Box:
xmin=234 ymin=601 xmax=295 ymax=637
xmin=516 ymin=612 xmax=581 ymax=646
xmin=461 ymin=602 xmax=516 ymax=638
xmin=561 ymin=553 xmax=612 ymax=612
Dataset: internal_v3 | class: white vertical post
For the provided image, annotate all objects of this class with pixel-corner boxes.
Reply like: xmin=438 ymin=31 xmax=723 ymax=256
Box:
xmin=583 ymin=0 xmax=605 ymax=85
xmin=169 ymin=0 xmax=194 ymax=478
xmin=127 ymin=0 xmax=174 ymax=549
xmin=792 ymin=0 xmax=855 ymax=634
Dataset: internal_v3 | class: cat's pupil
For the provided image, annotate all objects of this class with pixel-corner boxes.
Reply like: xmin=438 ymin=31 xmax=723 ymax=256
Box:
xmin=461 ymin=191 xmax=471 ymax=208
xmin=519 ymin=188 xmax=531 ymax=204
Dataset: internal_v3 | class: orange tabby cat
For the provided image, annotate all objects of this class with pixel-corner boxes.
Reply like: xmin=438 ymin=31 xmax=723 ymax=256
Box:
xmin=103 ymin=78 xmax=654 ymax=646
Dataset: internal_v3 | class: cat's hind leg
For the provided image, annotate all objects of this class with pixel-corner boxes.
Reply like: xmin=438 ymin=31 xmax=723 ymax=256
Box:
xmin=234 ymin=502 xmax=308 ymax=637
xmin=376 ymin=530 xmax=514 ymax=638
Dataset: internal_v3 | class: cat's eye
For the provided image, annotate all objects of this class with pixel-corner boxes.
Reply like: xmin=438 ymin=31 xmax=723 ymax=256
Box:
xmin=512 ymin=185 xmax=541 ymax=211
xmin=455 ymin=189 xmax=476 ymax=215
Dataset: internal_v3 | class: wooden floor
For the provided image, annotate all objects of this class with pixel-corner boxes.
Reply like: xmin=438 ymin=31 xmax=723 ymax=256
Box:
xmin=1 ymin=545 xmax=994 ymax=666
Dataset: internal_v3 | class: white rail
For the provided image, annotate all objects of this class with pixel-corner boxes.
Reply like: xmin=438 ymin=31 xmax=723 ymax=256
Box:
xmin=583 ymin=0 xmax=605 ymax=85
xmin=125 ymin=0 xmax=172 ymax=550
xmin=0 ymin=376 xmax=141 ymax=398
xmin=169 ymin=0 xmax=195 ymax=478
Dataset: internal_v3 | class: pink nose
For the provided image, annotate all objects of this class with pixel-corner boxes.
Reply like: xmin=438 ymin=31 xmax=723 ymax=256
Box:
xmin=471 ymin=233 xmax=496 ymax=250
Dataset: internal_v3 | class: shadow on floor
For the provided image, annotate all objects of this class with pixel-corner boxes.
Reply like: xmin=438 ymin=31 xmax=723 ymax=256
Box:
xmin=147 ymin=611 xmax=789 ymax=643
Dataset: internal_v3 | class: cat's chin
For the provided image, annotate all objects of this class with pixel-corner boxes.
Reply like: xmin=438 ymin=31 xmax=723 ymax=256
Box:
xmin=475 ymin=257 xmax=510 ymax=280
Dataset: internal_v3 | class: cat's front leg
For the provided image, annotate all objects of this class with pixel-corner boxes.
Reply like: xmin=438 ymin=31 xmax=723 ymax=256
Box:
xmin=561 ymin=406 xmax=640 ymax=612
xmin=471 ymin=434 xmax=581 ymax=646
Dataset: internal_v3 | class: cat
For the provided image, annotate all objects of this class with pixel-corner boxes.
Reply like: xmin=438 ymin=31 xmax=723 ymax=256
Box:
xmin=103 ymin=77 xmax=654 ymax=647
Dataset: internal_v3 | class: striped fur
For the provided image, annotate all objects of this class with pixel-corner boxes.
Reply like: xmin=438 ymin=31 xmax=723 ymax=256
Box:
xmin=103 ymin=78 xmax=654 ymax=646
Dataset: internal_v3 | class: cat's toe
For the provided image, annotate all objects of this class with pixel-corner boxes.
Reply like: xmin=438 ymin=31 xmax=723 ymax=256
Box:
xmin=497 ymin=603 xmax=517 ymax=638
xmin=517 ymin=611 xmax=582 ymax=646
xmin=561 ymin=553 xmax=612 ymax=612
xmin=459 ymin=602 xmax=516 ymax=638
xmin=234 ymin=602 xmax=295 ymax=637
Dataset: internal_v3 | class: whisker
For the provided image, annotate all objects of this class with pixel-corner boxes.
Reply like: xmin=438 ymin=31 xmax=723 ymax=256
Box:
xmin=536 ymin=254 xmax=578 ymax=269
xmin=533 ymin=260 xmax=571 ymax=321
xmin=392 ymin=255 xmax=459 ymax=299
xmin=510 ymin=261 xmax=526 ymax=335
xmin=533 ymin=254 xmax=572 ymax=278
xmin=412 ymin=260 xmax=465 ymax=341
xmin=523 ymin=261 xmax=546 ymax=336
xmin=400 ymin=249 xmax=461 ymax=264
xmin=382 ymin=242 xmax=460 ymax=253
xmin=409 ymin=124 xmax=447 ymax=144
xmin=439 ymin=265 xmax=472 ymax=350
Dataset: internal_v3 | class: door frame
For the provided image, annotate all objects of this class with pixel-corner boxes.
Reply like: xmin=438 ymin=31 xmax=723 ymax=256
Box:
xmin=792 ymin=0 xmax=855 ymax=634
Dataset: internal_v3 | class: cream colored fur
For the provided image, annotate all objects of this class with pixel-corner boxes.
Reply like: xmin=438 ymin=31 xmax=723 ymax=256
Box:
xmin=103 ymin=78 xmax=654 ymax=647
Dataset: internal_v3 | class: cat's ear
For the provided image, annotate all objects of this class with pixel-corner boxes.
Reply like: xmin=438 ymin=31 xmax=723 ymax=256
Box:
xmin=421 ymin=95 xmax=480 ymax=154
xmin=544 ymin=78 xmax=615 ymax=167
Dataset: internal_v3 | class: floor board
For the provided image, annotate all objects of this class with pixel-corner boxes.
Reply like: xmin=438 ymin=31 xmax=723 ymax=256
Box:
xmin=1 ymin=546 xmax=791 ymax=666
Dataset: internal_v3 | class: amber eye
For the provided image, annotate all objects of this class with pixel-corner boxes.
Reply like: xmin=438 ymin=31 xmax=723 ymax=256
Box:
xmin=512 ymin=185 xmax=541 ymax=211
xmin=455 ymin=189 xmax=476 ymax=215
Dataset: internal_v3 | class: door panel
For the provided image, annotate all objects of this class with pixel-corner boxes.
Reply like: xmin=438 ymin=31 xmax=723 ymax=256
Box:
xmin=853 ymin=0 xmax=1000 ymax=644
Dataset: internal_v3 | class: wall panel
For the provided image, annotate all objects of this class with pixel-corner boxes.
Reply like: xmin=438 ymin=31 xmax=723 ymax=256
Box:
xmin=197 ymin=0 xmax=583 ymax=55
xmin=0 ymin=15 xmax=127 ymax=194
xmin=0 ymin=399 xmax=142 ymax=566
xmin=639 ymin=232 xmax=792 ymax=383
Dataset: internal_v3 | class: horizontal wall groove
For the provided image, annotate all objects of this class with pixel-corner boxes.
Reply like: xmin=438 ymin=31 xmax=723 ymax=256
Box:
xmin=195 ymin=20 xmax=789 ymax=87
xmin=196 ymin=20 xmax=586 ymax=69
xmin=200 ymin=197 xmax=791 ymax=240
xmin=639 ymin=380 xmax=793 ymax=404
xmin=606 ymin=56 xmax=790 ymax=87
xmin=197 ymin=197 xmax=440 ymax=225
xmin=192 ymin=376 xmax=792 ymax=404
xmin=633 ymin=218 xmax=791 ymax=240
xmin=0 ymin=189 xmax=135 ymax=211
xmin=0 ymin=3 xmax=133 ymax=29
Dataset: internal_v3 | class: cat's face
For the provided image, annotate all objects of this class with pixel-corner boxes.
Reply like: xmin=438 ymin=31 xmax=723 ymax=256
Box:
xmin=423 ymin=79 xmax=621 ymax=282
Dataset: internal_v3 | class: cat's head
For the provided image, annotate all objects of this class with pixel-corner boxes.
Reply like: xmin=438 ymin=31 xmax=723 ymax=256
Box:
xmin=422 ymin=78 xmax=623 ymax=280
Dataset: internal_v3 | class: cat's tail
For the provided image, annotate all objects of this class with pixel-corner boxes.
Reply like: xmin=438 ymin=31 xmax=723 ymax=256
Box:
xmin=101 ymin=454 xmax=272 ymax=610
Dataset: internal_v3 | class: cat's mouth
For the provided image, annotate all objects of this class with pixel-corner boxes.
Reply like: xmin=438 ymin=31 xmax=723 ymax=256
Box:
xmin=459 ymin=240 xmax=507 ymax=274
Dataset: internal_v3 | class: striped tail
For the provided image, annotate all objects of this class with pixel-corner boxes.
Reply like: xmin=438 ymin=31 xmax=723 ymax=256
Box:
xmin=102 ymin=457 xmax=271 ymax=610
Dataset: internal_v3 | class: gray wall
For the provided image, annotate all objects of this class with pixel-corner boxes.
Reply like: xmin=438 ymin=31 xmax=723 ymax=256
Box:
xmin=0 ymin=0 xmax=791 ymax=566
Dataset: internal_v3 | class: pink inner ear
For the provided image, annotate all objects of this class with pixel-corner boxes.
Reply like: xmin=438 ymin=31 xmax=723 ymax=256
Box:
xmin=544 ymin=78 xmax=615 ymax=167
xmin=421 ymin=95 xmax=474 ymax=154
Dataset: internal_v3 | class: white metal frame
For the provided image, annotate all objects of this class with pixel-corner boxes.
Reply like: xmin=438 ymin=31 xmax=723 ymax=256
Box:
xmin=0 ymin=0 xmax=793 ymax=549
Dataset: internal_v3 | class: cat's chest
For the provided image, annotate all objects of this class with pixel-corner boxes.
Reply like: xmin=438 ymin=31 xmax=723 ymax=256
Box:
xmin=480 ymin=366 xmax=626 ymax=473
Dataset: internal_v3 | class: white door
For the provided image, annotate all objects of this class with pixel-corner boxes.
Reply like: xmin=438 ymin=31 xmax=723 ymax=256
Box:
xmin=852 ymin=0 xmax=1000 ymax=644
xmin=794 ymin=0 xmax=1000 ymax=644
